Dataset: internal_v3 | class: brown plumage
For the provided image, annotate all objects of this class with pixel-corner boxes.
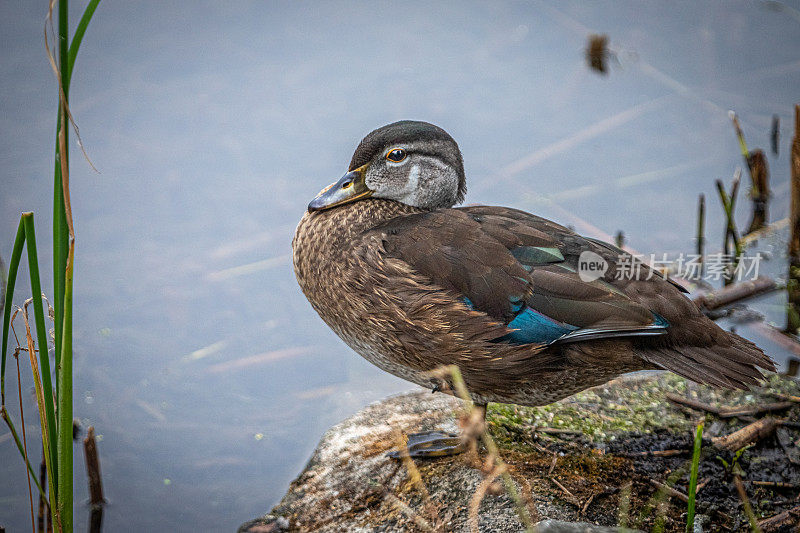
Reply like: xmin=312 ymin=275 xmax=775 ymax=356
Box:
xmin=292 ymin=121 xmax=775 ymax=407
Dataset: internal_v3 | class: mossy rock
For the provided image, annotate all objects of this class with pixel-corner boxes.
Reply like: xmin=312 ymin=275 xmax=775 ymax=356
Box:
xmin=242 ymin=372 xmax=800 ymax=532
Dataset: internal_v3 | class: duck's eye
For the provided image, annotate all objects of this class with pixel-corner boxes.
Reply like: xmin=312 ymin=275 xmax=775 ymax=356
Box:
xmin=386 ymin=148 xmax=406 ymax=163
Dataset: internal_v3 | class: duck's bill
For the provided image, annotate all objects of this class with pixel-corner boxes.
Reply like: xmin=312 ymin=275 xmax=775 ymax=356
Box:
xmin=307 ymin=164 xmax=373 ymax=212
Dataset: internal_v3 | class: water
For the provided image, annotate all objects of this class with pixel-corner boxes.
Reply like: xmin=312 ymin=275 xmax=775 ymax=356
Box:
xmin=1 ymin=1 xmax=799 ymax=531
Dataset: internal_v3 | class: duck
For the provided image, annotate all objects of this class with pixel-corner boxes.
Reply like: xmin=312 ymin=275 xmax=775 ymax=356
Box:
xmin=292 ymin=120 xmax=775 ymax=455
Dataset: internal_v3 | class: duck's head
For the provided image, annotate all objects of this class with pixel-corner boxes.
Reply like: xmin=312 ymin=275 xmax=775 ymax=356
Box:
xmin=308 ymin=121 xmax=466 ymax=212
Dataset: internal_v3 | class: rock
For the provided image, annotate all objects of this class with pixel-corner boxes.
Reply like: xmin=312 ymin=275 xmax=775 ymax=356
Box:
xmin=238 ymin=515 xmax=290 ymax=533
xmin=244 ymin=373 xmax=800 ymax=532
xmin=532 ymin=520 xmax=641 ymax=532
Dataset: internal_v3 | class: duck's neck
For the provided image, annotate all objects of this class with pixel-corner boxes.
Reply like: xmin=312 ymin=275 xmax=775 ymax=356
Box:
xmin=293 ymin=198 xmax=425 ymax=281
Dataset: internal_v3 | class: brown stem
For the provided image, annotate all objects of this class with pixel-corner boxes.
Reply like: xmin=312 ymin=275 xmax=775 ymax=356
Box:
xmin=15 ymin=350 xmax=35 ymax=533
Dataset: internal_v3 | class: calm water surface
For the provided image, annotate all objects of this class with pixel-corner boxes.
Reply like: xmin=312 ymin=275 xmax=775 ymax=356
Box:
xmin=2 ymin=1 xmax=799 ymax=531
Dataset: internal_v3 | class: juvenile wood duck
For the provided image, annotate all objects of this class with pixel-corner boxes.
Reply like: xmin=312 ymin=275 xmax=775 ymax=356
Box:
xmin=292 ymin=121 xmax=774 ymax=455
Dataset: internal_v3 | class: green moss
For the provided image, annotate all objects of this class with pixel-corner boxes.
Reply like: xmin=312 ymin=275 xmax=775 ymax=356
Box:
xmin=486 ymin=372 xmax=800 ymax=450
xmin=488 ymin=374 xmax=706 ymax=446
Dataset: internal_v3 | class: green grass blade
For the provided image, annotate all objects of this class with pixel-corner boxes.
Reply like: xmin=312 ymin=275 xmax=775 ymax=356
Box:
xmin=66 ymin=0 xmax=100 ymax=90
xmin=52 ymin=0 xmax=70 ymax=393
xmin=52 ymin=0 xmax=99 ymax=405
xmin=53 ymin=136 xmax=67 ymax=393
xmin=0 ymin=408 xmax=47 ymax=499
xmin=685 ymin=422 xmax=704 ymax=533
xmin=58 ymin=0 xmax=68 ymax=95
xmin=0 ymin=255 xmax=7 ymax=326
xmin=1 ymin=219 xmax=26 ymax=402
xmin=57 ymin=240 xmax=74 ymax=533
xmin=21 ymin=213 xmax=59 ymax=500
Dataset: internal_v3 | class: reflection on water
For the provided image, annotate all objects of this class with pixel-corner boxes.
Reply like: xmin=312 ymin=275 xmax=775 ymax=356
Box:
xmin=2 ymin=1 xmax=799 ymax=531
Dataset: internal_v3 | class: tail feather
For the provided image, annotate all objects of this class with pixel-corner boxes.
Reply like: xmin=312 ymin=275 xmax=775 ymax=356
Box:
xmin=638 ymin=333 xmax=775 ymax=390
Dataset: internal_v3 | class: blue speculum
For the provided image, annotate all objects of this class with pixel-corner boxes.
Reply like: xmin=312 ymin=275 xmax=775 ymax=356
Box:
xmin=462 ymin=298 xmax=670 ymax=346
xmin=503 ymin=306 xmax=580 ymax=344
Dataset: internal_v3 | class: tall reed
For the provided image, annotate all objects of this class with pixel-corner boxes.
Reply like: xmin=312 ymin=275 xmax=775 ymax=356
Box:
xmin=1 ymin=1 xmax=100 ymax=531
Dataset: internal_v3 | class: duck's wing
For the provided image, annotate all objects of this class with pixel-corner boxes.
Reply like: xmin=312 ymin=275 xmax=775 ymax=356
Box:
xmin=374 ymin=205 xmax=773 ymax=388
xmin=375 ymin=205 xmax=668 ymax=346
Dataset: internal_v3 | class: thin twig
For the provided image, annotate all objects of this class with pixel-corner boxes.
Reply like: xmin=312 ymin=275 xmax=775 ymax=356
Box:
xmin=551 ymin=478 xmax=578 ymax=504
xmin=718 ymin=402 xmax=793 ymax=418
xmin=649 ymin=479 xmax=689 ymax=504
xmin=630 ymin=449 xmax=688 ymax=457
xmin=665 ymin=393 xmax=721 ymax=415
xmin=442 ymin=365 xmax=535 ymax=531
xmin=665 ymin=393 xmax=791 ymax=419
xmin=547 ymin=451 xmax=557 ymax=475
xmin=757 ymin=504 xmax=800 ymax=532
xmin=468 ymin=465 xmax=504 ymax=533
xmin=580 ymin=492 xmax=596 ymax=516
xmin=751 ymin=480 xmax=799 ymax=489
xmin=537 ymin=427 xmax=582 ymax=436
xmin=766 ymin=392 xmax=800 ymax=403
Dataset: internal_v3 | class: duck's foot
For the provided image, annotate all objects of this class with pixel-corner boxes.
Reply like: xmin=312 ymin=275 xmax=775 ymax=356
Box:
xmin=387 ymin=430 xmax=467 ymax=458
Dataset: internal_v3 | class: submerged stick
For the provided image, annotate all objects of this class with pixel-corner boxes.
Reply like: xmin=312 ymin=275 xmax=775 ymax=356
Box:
xmin=730 ymin=111 xmax=771 ymax=235
xmin=772 ymin=115 xmax=780 ymax=156
xmin=697 ymin=194 xmax=705 ymax=267
xmin=615 ymin=230 xmax=625 ymax=249
xmin=83 ymin=426 xmax=104 ymax=506
xmin=694 ymin=276 xmax=777 ymax=310
xmin=84 ymin=428 xmax=104 ymax=533
xmin=789 ymin=104 xmax=800 ymax=333
xmin=716 ymin=171 xmax=742 ymax=284
xmin=730 ymin=111 xmax=750 ymax=161
xmin=586 ymin=34 xmax=609 ymax=74
xmin=746 ymin=150 xmax=770 ymax=235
